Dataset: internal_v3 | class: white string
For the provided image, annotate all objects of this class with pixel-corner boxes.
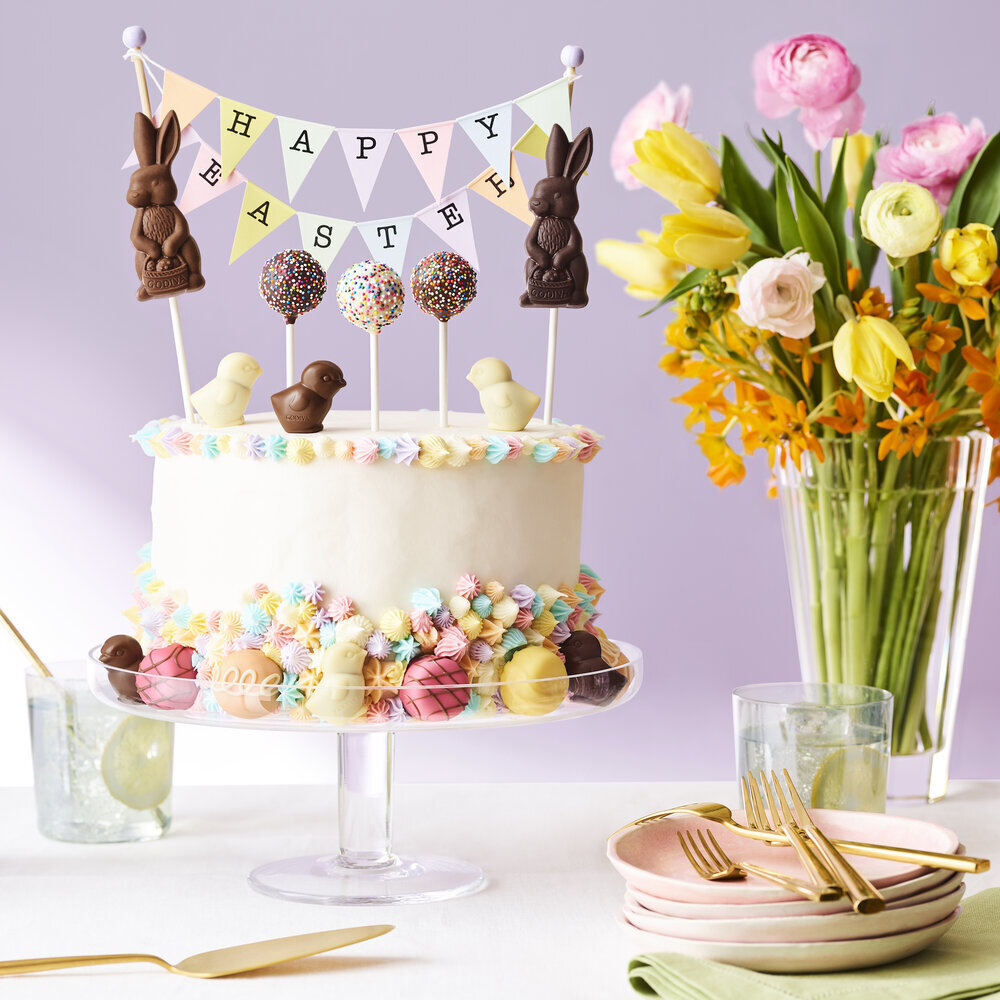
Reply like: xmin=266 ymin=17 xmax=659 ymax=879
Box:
xmin=121 ymin=49 xmax=164 ymax=94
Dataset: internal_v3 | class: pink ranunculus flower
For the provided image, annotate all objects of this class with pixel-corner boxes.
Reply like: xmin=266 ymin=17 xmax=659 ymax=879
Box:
xmin=611 ymin=82 xmax=692 ymax=189
xmin=875 ymin=114 xmax=987 ymax=208
xmin=754 ymin=34 xmax=864 ymax=151
xmin=736 ymin=253 xmax=827 ymax=340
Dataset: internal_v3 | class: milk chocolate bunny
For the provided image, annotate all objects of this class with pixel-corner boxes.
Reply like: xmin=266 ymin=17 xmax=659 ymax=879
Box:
xmin=127 ymin=109 xmax=205 ymax=301
xmin=520 ymin=124 xmax=593 ymax=309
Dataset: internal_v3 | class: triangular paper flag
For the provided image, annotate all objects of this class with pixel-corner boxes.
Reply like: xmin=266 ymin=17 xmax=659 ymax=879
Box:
xmin=337 ymin=129 xmax=395 ymax=209
xmin=356 ymin=217 xmax=413 ymax=275
xmin=229 ymin=182 xmax=296 ymax=263
xmin=415 ymin=190 xmax=479 ymax=270
xmin=515 ymin=79 xmax=572 ymax=138
xmin=397 ymin=121 xmax=455 ymax=202
xmin=162 ymin=70 xmax=217 ymax=131
xmin=122 ymin=109 xmax=200 ymax=169
xmin=219 ymin=98 xmax=275 ymax=178
xmin=513 ymin=123 xmax=549 ymax=160
xmin=468 ymin=154 xmax=533 ymax=225
xmin=178 ymin=142 xmax=246 ymax=214
xmin=457 ymin=103 xmax=512 ymax=183
xmin=297 ymin=213 xmax=354 ymax=272
xmin=277 ymin=117 xmax=336 ymax=201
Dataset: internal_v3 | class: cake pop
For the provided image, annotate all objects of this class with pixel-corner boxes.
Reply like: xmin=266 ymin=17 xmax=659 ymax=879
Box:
xmin=467 ymin=358 xmax=540 ymax=431
xmin=271 ymin=361 xmax=347 ymax=433
xmin=191 ymin=352 xmax=263 ymax=428
xmin=99 ymin=634 xmax=144 ymax=702
xmin=260 ymin=250 xmax=327 ymax=385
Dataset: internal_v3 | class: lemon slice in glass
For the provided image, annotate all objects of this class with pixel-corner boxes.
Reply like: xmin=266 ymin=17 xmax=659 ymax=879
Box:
xmin=101 ymin=718 xmax=173 ymax=810
xmin=811 ymin=745 xmax=888 ymax=812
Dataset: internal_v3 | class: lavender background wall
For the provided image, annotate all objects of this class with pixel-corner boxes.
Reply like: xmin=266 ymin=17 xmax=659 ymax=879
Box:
xmin=2 ymin=0 xmax=998 ymax=787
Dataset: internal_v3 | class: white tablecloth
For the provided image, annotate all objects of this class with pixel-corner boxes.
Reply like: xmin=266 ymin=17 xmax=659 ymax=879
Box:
xmin=1 ymin=781 xmax=998 ymax=998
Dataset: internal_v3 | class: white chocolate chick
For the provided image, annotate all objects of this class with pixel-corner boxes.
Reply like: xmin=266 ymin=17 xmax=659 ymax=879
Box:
xmin=466 ymin=357 xmax=540 ymax=432
xmin=305 ymin=643 xmax=367 ymax=722
xmin=191 ymin=352 xmax=263 ymax=427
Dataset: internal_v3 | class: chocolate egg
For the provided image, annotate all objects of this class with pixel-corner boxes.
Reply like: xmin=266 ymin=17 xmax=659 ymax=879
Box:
xmin=399 ymin=655 xmax=470 ymax=721
xmin=211 ymin=649 xmax=282 ymax=719
xmin=500 ymin=647 xmax=568 ymax=716
xmin=136 ymin=643 xmax=197 ymax=710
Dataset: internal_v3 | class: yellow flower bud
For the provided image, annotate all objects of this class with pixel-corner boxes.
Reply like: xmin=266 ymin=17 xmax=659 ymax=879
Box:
xmin=830 ymin=132 xmax=874 ymax=208
xmin=629 ymin=123 xmax=722 ymax=205
xmin=938 ymin=223 xmax=998 ymax=287
xmin=832 ymin=315 xmax=915 ymax=402
xmin=860 ymin=182 xmax=941 ymax=264
xmin=656 ymin=200 xmax=751 ymax=270
xmin=595 ymin=230 xmax=687 ymax=300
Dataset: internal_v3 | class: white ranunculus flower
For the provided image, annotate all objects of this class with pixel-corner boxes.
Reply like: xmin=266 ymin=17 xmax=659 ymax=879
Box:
xmin=735 ymin=252 xmax=826 ymax=339
xmin=860 ymin=182 xmax=942 ymax=263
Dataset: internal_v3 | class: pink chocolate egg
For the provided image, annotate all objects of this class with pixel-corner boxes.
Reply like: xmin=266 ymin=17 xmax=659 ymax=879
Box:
xmin=399 ymin=655 xmax=470 ymax=721
xmin=136 ymin=643 xmax=197 ymax=710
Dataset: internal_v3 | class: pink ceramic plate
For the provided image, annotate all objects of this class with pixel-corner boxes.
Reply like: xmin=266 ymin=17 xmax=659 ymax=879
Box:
xmin=625 ymin=867 xmax=962 ymax=919
xmin=622 ymin=881 xmax=964 ymax=944
xmin=608 ymin=808 xmax=960 ymax=904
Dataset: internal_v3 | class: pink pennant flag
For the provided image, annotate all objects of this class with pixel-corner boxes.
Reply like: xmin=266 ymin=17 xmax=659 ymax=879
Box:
xmin=337 ymin=128 xmax=395 ymax=209
xmin=178 ymin=142 xmax=246 ymax=214
xmin=397 ymin=121 xmax=455 ymax=202
xmin=415 ymin=189 xmax=479 ymax=270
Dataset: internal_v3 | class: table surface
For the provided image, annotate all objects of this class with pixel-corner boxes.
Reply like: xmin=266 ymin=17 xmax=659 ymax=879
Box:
xmin=2 ymin=780 xmax=998 ymax=998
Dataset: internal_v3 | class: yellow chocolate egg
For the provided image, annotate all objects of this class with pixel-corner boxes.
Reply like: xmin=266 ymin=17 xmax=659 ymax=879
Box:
xmin=499 ymin=647 xmax=568 ymax=716
xmin=211 ymin=650 xmax=282 ymax=719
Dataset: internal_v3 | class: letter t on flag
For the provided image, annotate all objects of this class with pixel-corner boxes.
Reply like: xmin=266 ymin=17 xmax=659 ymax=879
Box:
xmin=230 ymin=182 xmax=296 ymax=263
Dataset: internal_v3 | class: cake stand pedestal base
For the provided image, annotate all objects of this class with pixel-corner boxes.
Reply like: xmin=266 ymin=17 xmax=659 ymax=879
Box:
xmin=247 ymin=730 xmax=485 ymax=905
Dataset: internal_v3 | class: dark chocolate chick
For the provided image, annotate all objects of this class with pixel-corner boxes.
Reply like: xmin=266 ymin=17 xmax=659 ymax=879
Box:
xmin=271 ymin=360 xmax=347 ymax=434
xmin=560 ymin=630 xmax=625 ymax=705
xmin=99 ymin=634 xmax=144 ymax=702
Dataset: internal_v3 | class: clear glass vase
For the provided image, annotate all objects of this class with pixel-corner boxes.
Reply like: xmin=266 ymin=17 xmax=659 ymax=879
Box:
xmin=776 ymin=433 xmax=992 ymax=803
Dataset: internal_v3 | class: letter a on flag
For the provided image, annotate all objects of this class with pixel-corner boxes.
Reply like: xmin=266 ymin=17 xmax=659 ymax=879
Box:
xmin=178 ymin=142 xmax=246 ymax=214
xmin=468 ymin=154 xmax=532 ymax=225
xmin=161 ymin=70 xmax=217 ymax=131
xmin=457 ymin=103 xmax=512 ymax=184
xmin=297 ymin=213 xmax=354 ymax=272
xmin=230 ymin=182 xmax=295 ymax=263
xmin=337 ymin=129 xmax=395 ymax=210
xmin=415 ymin=190 xmax=479 ymax=270
xmin=515 ymin=79 xmax=572 ymax=138
xmin=278 ymin=117 xmax=336 ymax=201
xmin=219 ymin=98 xmax=276 ymax=179
xmin=397 ymin=121 xmax=455 ymax=202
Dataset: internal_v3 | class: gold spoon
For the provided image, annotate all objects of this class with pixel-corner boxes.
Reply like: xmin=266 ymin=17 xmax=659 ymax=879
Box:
xmin=0 ymin=925 xmax=393 ymax=979
xmin=609 ymin=802 xmax=989 ymax=874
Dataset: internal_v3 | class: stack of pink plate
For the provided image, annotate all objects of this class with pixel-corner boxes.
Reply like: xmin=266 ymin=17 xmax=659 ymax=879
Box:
xmin=607 ymin=808 xmax=965 ymax=973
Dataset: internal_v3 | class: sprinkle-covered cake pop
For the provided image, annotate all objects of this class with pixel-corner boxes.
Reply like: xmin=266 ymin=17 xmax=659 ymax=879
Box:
xmin=336 ymin=260 xmax=405 ymax=334
xmin=410 ymin=251 xmax=477 ymax=322
xmin=260 ymin=250 xmax=327 ymax=322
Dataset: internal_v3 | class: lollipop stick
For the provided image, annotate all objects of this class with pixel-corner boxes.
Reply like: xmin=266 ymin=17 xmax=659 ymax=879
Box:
xmin=168 ymin=297 xmax=194 ymax=422
xmin=285 ymin=322 xmax=295 ymax=387
xmin=370 ymin=334 xmax=380 ymax=433
xmin=439 ymin=320 xmax=449 ymax=427
xmin=0 ymin=606 xmax=52 ymax=678
xmin=544 ymin=307 xmax=558 ymax=424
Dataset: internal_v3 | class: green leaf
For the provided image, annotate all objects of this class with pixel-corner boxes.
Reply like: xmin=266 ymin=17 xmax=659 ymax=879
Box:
xmin=956 ymin=132 xmax=1000 ymax=229
xmin=824 ymin=137 xmax=848 ymax=268
xmin=774 ymin=165 xmax=801 ymax=253
xmin=788 ymin=157 xmax=844 ymax=296
xmin=720 ymin=135 xmax=780 ymax=249
xmin=852 ymin=151 xmax=878 ymax=287
xmin=639 ymin=267 xmax=709 ymax=316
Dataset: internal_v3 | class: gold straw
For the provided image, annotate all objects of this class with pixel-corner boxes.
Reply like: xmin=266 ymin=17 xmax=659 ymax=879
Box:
xmin=0 ymin=606 xmax=53 ymax=678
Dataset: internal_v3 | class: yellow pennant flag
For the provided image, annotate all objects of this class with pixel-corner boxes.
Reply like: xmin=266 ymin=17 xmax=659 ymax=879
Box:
xmin=468 ymin=154 xmax=533 ymax=225
xmin=513 ymin=124 xmax=549 ymax=160
xmin=219 ymin=98 xmax=275 ymax=178
xmin=161 ymin=71 xmax=217 ymax=131
xmin=230 ymin=182 xmax=296 ymax=263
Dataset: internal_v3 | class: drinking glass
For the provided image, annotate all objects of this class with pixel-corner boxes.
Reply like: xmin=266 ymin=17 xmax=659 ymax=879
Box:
xmin=733 ymin=682 xmax=892 ymax=812
xmin=26 ymin=662 xmax=173 ymax=842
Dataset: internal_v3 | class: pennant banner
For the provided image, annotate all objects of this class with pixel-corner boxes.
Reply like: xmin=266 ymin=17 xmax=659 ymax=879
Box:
xmin=515 ymin=79 xmax=572 ymax=139
xmin=162 ymin=70 xmax=217 ymax=131
xmin=338 ymin=128 xmax=395 ymax=209
xmin=219 ymin=98 xmax=276 ymax=178
xmin=513 ymin=123 xmax=549 ymax=160
xmin=278 ymin=117 xmax=336 ymax=201
xmin=468 ymin=154 xmax=532 ymax=226
xmin=457 ymin=103 xmax=512 ymax=183
xmin=415 ymin=190 xmax=479 ymax=270
xmin=178 ymin=141 xmax=246 ymax=214
xmin=297 ymin=213 xmax=354 ymax=272
xmin=229 ymin=182 xmax=295 ymax=263
xmin=356 ymin=216 xmax=413 ymax=275
xmin=397 ymin=121 xmax=455 ymax=202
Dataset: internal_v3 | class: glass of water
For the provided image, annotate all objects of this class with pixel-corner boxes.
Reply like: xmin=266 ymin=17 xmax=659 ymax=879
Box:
xmin=733 ymin=682 xmax=892 ymax=813
xmin=26 ymin=662 xmax=174 ymax=842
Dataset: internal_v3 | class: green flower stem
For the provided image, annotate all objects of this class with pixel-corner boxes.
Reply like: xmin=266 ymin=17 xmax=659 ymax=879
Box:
xmin=845 ymin=433 xmax=869 ymax=684
xmin=817 ymin=362 xmax=843 ymax=682
xmin=803 ymin=483 xmax=828 ymax=683
xmin=813 ymin=149 xmax=823 ymax=199
xmin=873 ymin=483 xmax=911 ymax=692
xmin=902 ymin=256 xmax=922 ymax=301
xmin=865 ymin=453 xmax=899 ymax=670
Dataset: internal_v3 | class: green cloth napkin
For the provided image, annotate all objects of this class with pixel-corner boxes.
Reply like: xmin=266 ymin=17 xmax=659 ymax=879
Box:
xmin=629 ymin=888 xmax=1000 ymax=1000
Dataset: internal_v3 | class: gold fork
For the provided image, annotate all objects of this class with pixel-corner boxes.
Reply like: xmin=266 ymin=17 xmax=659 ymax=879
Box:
xmin=677 ymin=829 xmax=842 ymax=901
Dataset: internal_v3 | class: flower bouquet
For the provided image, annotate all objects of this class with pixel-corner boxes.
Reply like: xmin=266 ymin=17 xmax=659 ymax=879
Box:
xmin=600 ymin=35 xmax=1000 ymax=800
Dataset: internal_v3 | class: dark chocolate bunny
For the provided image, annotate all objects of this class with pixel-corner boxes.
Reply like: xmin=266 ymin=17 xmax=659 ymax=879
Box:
xmin=520 ymin=124 xmax=593 ymax=309
xmin=127 ymin=109 xmax=205 ymax=301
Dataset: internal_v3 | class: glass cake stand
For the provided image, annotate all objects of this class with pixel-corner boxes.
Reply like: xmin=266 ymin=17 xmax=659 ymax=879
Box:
xmin=88 ymin=642 xmax=641 ymax=905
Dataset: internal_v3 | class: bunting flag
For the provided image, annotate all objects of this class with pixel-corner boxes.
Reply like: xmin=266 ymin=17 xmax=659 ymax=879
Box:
xmin=161 ymin=70 xmax=217 ymax=131
xmin=277 ymin=117 xmax=336 ymax=201
xmin=397 ymin=121 xmax=455 ymax=202
xmin=457 ymin=103 xmax=512 ymax=183
xmin=468 ymin=154 xmax=532 ymax=225
xmin=122 ymin=111 xmax=200 ymax=169
xmin=515 ymin=78 xmax=572 ymax=138
xmin=219 ymin=98 xmax=276 ymax=178
xmin=356 ymin=216 xmax=413 ymax=275
xmin=337 ymin=128 xmax=395 ymax=209
xmin=513 ymin=123 xmax=549 ymax=160
xmin=178 ymin=141 xmax=246 ymax=214
xmin=415 ymin=190 xmax=479 ymax=270
xmin=229 ymin=182 xmax=295 ymax=263
xmin=297 ymin=213 xmax=354 ymax=272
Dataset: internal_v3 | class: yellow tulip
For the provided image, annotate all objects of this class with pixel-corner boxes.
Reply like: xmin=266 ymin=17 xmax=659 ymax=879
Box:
xmin=656 ymin=200 xmax=751 ymax=270
xmin=833 ymin=315 xmax=915 ymax=402
xmin=595 ymin=231 xmax=687 ymax=300
xmin=629 ymin=123 xmax=722 ymax=205
xmin=830 ymin=132 xmax=874 ymax=208
xmin=939 ymin=223 xmax=998 ymax=287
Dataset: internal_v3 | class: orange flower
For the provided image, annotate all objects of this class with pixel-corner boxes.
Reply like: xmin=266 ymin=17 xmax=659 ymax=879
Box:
xmin=847 ymin=265 xmax=861 ymax=292
xmin=854 ymin=287 xmax=892 ymax=321
xmin=917 ymin=259 xmax=1000 ymax=321
xmin=673 ymin=380 xmax=730 ymax=430
xmin=818 ymin=390 xmax=867 ymax=434
xmin=893 ymin=368 xmax=934 ymax=410
xmin=877 ymin=400 xmax=956 ymax=460
xmin=769 ymin=396 xmax=825 ymax=468
xmin=696 ymin=421 xmax=745 ymax=488
xmin=962 ymin=343 xmax=1000 ymax=435
xmin=908 ymin=316 xmax=961 ymax=373
xmin=779 ymin=336 xmax=815 ymax=384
